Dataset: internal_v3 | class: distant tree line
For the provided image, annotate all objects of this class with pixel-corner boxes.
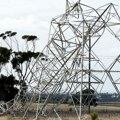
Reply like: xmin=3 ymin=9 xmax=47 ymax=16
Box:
xmin=30 ymin=88 xmax=97 ymax=106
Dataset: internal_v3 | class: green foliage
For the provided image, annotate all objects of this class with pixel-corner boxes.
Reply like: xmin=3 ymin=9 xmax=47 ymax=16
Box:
xmin=5 ymin=31 xmax=17 ymax=37
xmin=0 ymin=31 xmax=17 ymax=39
xmin=11 ymin=51 xmax=44 ymax=70
xmin=82 ymin=88 xmax=95 ymax=94
xmin=0 ymin=33 xmax=4 ymax=37
xmin=82 ymin=88 xmax=94 ymax=104
xmin=72 ymin=89 xmax=97 ymax=106
xmin=0 ymin=74 xmax=19 ymax=102
xmin=90 ymin=112 xmax=98 ymax=120
xmin=10 ymin=32 xmax=17 ymax=37
xmin=0 ymin=74 xmax=19 ymax=85
xmin=0 ymin=31 xmax=44 ymax=104
xmin=5 ymin=31 xmax=12 ymax=34
xmin=0 ymin=47 xmax=12 ymax=64
xmin=22 ymin=35 xmax=37 ymax=41
xmin=69 ymin=108 xmax=73 ymax=111
xmin=2 ymin=36 xmax=7 ymax=39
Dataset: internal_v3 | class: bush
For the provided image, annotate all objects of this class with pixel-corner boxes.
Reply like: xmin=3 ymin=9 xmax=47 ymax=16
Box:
xmin=69 ymin=108 xmax=73 ymax=111
xmin=90 ymin=112 xmax=98 ymax=120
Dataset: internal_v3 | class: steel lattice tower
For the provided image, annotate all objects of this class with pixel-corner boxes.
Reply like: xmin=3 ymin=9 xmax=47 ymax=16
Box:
xmin=31 ymin=0 xmax=120 ymax=118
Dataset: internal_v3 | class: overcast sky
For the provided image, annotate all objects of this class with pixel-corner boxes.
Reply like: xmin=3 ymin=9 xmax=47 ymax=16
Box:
xmin=1 ymin=1 xmax=120 ymax=92
xmin=0 ymin=0 xmax=119 ymax=50
xmin=0 ymin=0 xmax=120 ymax=93
xmin=0 ymin=0 xmax=65 ymax=49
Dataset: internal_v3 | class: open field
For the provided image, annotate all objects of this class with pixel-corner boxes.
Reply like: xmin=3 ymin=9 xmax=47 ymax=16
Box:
xmin=0 ymin=115 xmax=120 ymax=120
xmin=0 ymin=103 xmax=120 ymax=120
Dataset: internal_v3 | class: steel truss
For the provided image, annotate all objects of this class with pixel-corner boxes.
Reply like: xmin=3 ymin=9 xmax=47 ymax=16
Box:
xmin=1 ymin=0 xmax=120 ymax=119
xmin=32 ymin=0 xmax=120 ymax=119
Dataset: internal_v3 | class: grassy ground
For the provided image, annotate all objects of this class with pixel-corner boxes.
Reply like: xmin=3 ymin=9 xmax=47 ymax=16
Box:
xmin=1 ymin=103 xmax=120 ymax=120
xmin=1 ymin=116 xmax=120 ymax=120
xmin=1 ymin=115 xmax=120 ymax=120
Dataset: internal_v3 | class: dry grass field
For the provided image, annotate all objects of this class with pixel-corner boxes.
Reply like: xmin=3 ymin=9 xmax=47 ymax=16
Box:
xmin=0 ymin=103 xmax=120 ymax=120
xmin=0 ymin=115 xmax=120 ymax=120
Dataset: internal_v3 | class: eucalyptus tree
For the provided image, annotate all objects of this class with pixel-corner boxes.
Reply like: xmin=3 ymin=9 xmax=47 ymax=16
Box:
xmin=0 ymin=31 xmax=44 ymax=107
xmin=0 ymin=46 xmax=18 ymax=102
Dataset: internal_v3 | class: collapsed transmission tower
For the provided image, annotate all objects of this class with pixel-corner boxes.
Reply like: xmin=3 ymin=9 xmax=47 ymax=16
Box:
xmin=31 ymin=0 xmax=120 ymax=119
xmin=1 ymin=0 xmax=120 ymax=120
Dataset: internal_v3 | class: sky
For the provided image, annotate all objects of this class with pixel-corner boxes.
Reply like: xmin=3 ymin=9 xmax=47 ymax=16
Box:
xmin=0 ymin=0 xmax=65 ymax=49
xmin=0 ymin=0 xmax=120 ymax=93
xmin=0 ymin=0 xmax=119 ymax=50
